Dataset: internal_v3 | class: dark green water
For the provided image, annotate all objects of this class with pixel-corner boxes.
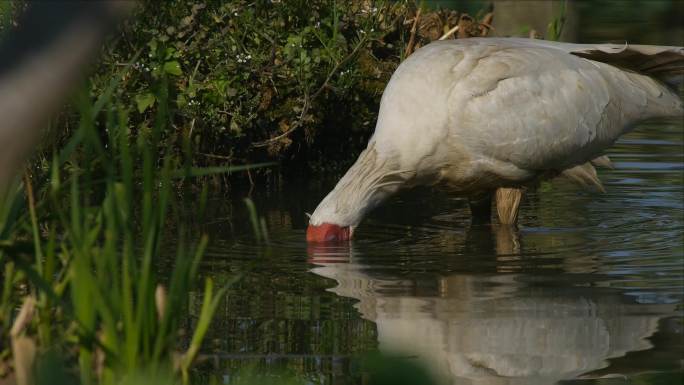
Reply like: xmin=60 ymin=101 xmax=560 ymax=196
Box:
xmin=190 ymin=119 xmax=683 ymax=385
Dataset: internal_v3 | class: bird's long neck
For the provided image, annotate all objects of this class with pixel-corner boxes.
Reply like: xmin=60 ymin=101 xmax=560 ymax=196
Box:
xmin=309 ymin=142 xmax=410 ymax=228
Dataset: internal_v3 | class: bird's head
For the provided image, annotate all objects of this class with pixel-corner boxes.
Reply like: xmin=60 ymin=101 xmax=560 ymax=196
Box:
xmin=306 ymin=186 xmax=358 ymax=243
xmin=306 ymin=142 xmax=401 ymax=243
xmin=306 ymin=223 xmax=351 ymax=243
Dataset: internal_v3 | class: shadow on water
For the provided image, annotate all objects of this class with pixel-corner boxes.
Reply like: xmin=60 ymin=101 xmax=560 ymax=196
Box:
xmin=187 ymin=119 xmax=684 ymax=384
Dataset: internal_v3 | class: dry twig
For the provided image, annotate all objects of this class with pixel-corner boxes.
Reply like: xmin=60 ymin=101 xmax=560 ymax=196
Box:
xmin=10 ymin=297 xmax=36 ymax=385
xmin=438 ymin=25 xmax=459 ymax=40
xmin=479 ymin=12 xmax=494 ymax=36
xmin=405 ymin=8 xmax=422 ymax=57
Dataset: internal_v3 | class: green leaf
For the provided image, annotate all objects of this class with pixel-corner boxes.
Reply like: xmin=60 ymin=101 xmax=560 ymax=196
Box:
xmin=180 ymin=277 xmax=231 ymax=384
xmin=135 ymin=93 xmax=156 ymax=113
xmin=163 ymin=60 xmax=182 ymax=76
xmin=170 ymin=162 xmax=276 ymax=178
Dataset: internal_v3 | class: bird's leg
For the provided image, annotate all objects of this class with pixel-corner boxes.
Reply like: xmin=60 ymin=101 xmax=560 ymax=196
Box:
xmin=468 ymin=193 xmax=493 ymax=225
xmin=495 ymin=187 xmax=523 ymax=225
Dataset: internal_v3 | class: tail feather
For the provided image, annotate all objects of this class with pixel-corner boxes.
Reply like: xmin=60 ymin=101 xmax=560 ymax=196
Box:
xmin=570 ymin=44 xmax=684 ymax=90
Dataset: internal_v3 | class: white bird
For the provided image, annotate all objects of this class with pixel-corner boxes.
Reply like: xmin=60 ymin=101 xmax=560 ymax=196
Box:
xmin=307 ymin=38 xmax=683 ymax=242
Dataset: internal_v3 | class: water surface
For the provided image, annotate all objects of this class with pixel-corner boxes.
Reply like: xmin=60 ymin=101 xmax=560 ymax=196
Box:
xmin=193 ymin=119 xmax=683 ymax=384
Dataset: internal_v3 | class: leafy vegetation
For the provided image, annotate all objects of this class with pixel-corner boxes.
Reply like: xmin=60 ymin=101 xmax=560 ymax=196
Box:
xmin=0 ymin=1 xmax=25 ymax=36
xmin=0 ymin=62 xmax=252 ymax=383
xmin=41 ymin=1 xmax=499 ymax=177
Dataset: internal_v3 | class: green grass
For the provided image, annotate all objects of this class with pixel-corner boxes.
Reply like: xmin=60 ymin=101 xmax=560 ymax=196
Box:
xmin=0 ymin=62 xmax=271 ymax=384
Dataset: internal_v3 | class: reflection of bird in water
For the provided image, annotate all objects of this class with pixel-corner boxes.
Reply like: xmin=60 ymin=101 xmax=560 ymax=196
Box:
xmin=307 ymin=38 xmax=683 ymax=242
xmin=463 ymin=224 xmax=520 ymax=256
xmin=307 ymin=226 xmax=675 ymax=385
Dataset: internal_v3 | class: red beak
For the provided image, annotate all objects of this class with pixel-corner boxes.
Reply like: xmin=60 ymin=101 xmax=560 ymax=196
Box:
xmin=306 ymin=223 xmax=351 ymax=243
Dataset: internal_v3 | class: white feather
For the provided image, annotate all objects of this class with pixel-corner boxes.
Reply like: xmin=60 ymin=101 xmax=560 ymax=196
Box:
xmin=310 ymin=38 xmax=683 ymax=226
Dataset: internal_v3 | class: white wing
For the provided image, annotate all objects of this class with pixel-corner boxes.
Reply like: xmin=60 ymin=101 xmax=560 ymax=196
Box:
xmin=456 ymin=38 xmax=682 ymax=170
xmin=373 ymin=38 xmax=682 ymax=180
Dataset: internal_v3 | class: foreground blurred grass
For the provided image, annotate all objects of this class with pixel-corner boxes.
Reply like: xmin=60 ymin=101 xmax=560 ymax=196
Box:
xmin=0 ymin=63 xmax=262 ymax=383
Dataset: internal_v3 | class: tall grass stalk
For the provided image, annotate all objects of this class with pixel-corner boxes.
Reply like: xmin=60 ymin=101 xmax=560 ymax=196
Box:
xmin=546 ymin=0 xmax=567 ymax=41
